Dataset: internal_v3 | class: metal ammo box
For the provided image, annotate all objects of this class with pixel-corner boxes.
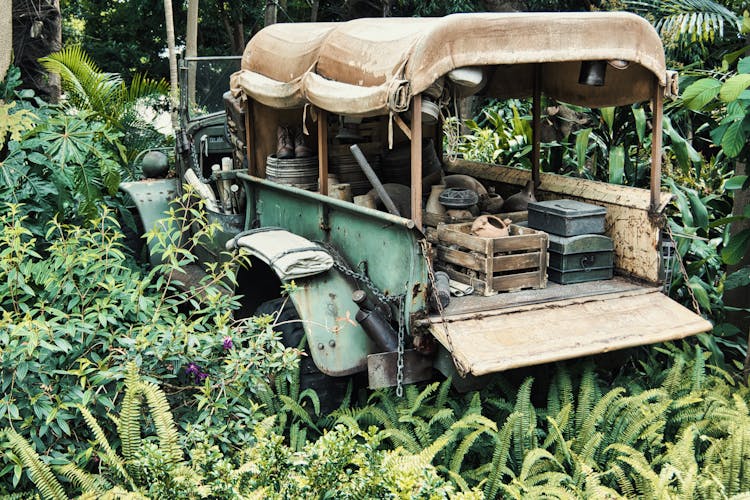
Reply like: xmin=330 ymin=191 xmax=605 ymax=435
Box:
xmin=528 ymin=199 xmax=606 ymax=236
xmin=547 ymin=233 xmax=614 ymax=284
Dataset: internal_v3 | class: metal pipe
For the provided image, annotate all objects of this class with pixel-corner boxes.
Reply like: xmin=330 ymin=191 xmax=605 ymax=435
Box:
xmin=318 ymin=110 xmax=329 ymax=195
xmin=350 ymin=144 xmax=401 ymax=216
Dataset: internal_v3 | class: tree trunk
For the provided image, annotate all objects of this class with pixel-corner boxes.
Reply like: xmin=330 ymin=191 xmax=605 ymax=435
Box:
xmin=164 ymin=0 xmax=178 ymax=127
xmin=264 ymin=1 xmax=277 ymax=26
xmin=311 ymin=0 xmax=319 ymax=22
xmin=1 ymin=0 xmax=13 ymax=82
xmin=186 ymin=0 xmax=199 ymax=108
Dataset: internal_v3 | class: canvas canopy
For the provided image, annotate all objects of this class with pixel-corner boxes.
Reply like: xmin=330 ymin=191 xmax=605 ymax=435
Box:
xmin=231 ymin=12 xmax=669 ymax=116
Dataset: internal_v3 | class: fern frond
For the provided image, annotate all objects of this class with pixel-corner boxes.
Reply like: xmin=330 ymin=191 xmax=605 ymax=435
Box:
xmin=78 ymin=405 xmax=134 ymax=488
xmin=517 ymin=448 xmax=565 ymax=484
xmin=118 ymin=369 xmax=143 ymax=462
xmin=543 ymin=412 xmax=573 ymax=469
xmin=3 ymin=428 xmax=67 ymax=500
xmin=55 ymin=462 xmax=111 ymax=494
xmin=449 ymin=428 xmax=486 ymax=474
xmin=279 ymin=394 xmax=321 ymax=433
xmin=574 ymin=365 xmax=599 ymax=434
xmin=483 ymin=412 xmax=521 ymax=500
xmin=377 ymin=427 xmax=420 ymax=452
xmin=140 ymin=380 xmax=182 ymax=464
xmin=435 ymin=377 xmax=452 ymax=410
xmin=511 ymin=377 xmax=537 ymax=466
xmin=298 ymin=388 xmax=321 ymax=418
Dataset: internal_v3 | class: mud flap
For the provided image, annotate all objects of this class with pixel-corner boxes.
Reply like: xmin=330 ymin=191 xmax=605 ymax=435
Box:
xmin=367 ymin=349 xmax=433 ymax=389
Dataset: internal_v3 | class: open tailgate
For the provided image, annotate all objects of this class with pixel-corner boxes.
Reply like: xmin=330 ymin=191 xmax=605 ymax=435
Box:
xmin=427 ymin=289 xmax=712 ymax=376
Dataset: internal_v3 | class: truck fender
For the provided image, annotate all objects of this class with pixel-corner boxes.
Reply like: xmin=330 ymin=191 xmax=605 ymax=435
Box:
xmin=228 ymin=229 xmax=374 ymax=377
xmin=119 ymin=178 xmax=180 ymax=266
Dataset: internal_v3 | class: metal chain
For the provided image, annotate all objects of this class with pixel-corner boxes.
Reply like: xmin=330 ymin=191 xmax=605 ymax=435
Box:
xmin=664 ymin=223 xmax=702 ymax=315
xmin=396 ymin=294 xmax=405 ymax=397
xmin=329 ymin=256 xmax=403 ymax=304
xmin=418 ymin=239 xmax=467 ymax=374
xmin=325 ymin=245 xmax=408 ymax=395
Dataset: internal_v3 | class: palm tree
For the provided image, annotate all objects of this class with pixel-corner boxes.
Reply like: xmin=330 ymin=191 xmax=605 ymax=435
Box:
xmin=39 ymin=46 xmax=170 ymax=160
xmin=625 ymin=0 xmax=741 ymax=55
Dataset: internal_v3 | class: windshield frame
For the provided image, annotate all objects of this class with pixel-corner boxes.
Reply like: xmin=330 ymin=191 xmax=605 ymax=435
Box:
xmin=179 ymin=55 xmax=242 ymax=124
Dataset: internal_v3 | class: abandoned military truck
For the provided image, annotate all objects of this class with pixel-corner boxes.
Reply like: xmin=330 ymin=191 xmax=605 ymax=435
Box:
xmin=122 ymin=12 xmax=712 ymax=395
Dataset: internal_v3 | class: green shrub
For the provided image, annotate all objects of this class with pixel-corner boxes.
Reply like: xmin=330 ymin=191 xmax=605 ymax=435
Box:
xmin=0 ymin=199 xmax=297 ymax=493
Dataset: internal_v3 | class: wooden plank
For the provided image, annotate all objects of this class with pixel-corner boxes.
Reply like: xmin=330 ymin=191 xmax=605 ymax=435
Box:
xmin=492 ymin=252 xmax=541 ymax=272
xmin=444 ymin=159 xmax=672 ymax=211
xmin=436 ymin=277 xmax=652 ymax=318
xmin=492 ymin=271 xmax=543 ymax=292
xmin=436 ymin=246 xmax=483 ymax=271
xmin=438 ymin=266 xmax=490 ymax=293
xmin=650 ymin=80 xmax=664 ymax=211
xmin=428 ymin=291 xmax=713 ymax=376
xmin=436 ymin=225 xmax=488 ymax=252
xmin=411 ymin=94 xmax=422 ymax=226
xmin=493 ymin=233 xmax=546 ymax=253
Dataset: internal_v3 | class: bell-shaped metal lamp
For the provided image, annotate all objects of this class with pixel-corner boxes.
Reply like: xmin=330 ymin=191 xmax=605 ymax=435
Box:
xmin=578 ymin=60 xmax=607 ymax=86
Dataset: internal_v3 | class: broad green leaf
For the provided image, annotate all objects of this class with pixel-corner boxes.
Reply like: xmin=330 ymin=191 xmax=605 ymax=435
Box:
xmin=685 ymin=189 xmax=709 ymax=229
xmin=666 ymin=178 xmax=694 ymax=227
xmin=575 ymin=128 xmax=592 ymax=172
xmin=720 ymin=119 xmax=746 ymax=157
xmin=600 ymin=107 xmax=615 ymax=134
xmin=681 ymin=78 xmax=721 ymax=110
xmin=723 ymin=47 xmax=747 ymax=71
xmin=688 ymin=276 xmax=712 ymax=311
xmin=722 ymin=228 xmax=750 ymax=265
xmin=724 ymin=175 xmax=749 ymax=190
xmin=609 ymin=145 xmax=625 ymax=185
xmin=632 ymin=106 xmax=646 ymax=144
xmin=738 ymin=56 xmax=750 ymax=74
xmin=725 ymin=266 xmax=750 ymax=290
xmin=720 ymin=73 xmax=750 ymax=102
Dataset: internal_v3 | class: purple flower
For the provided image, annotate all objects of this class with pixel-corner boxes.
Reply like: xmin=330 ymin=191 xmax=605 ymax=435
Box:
xmin=196 ymin=371 xmax=208 ymax=383
xmin=185 ymin=362 xmax=200 ymax=376
xmin=222 ymin=336 xmax=234 ymax=350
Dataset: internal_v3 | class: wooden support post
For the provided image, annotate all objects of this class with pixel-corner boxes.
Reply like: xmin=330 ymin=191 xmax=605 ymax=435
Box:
xmin=531 ymin=64 xmax=541 ymax=191
xmin=411 ymin=95 xmax=423 ymax=227
xmin=318 ymin=109 xmax=329 ymax=195
xmin=650 ymin=80 xmax=664 ymax=212
xmin=244 ymin=98 xmax=256 ymax=175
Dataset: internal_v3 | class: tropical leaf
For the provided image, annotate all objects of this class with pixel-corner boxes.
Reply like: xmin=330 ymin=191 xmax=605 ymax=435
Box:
xmin=720 ymin=74 xmax=750 ymax=102
xmin=681 ymin=78 xmax=722 ymax=110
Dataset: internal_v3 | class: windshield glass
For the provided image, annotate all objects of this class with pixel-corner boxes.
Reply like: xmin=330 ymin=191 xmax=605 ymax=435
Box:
xmin=183 ymin=57 xmax=242 ymax=121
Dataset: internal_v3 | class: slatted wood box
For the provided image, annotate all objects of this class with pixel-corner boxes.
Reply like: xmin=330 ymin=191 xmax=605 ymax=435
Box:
xmin=434 ymin=223 xmax=548 ymax=296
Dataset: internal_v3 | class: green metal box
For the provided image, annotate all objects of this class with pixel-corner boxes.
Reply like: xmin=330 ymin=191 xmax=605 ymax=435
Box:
xmin=528 ymin=199 xmax=606 ymax=236
xmin=547 ymin=233 xmax=613 ymax=284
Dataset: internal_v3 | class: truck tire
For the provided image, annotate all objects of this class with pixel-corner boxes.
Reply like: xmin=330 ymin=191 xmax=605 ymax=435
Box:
xmin=253 ymin=298 xmax=357 ymax=415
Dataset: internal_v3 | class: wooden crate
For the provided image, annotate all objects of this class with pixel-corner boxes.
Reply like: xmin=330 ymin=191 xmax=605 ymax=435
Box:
xmin=424 ymin=210 xmax=529 ymax=251
xmin=435 ymin=223 xmax=548 ymax=296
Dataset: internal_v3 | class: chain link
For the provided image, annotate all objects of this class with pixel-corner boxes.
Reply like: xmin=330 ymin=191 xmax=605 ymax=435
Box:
xmin=664 ymin=223 xmax=702 ymax=315
xmin=329 ymin=256 xmax=403 ymax=304
xmin=396 ymin=295 xmax=405 ymax=397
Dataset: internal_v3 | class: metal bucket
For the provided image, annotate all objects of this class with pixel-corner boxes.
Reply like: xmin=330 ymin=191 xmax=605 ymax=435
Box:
xmin=265 ymin=154 xmax=319 ymax=191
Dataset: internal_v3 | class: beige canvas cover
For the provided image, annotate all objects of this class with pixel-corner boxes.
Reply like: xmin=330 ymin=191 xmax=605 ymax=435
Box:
xmin=231 ymin=12 xmax=667 ymax=115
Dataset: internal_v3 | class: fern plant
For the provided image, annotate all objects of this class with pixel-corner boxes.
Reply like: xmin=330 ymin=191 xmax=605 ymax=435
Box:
xmin=2 ymin=363 xmax=201 ymax=498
